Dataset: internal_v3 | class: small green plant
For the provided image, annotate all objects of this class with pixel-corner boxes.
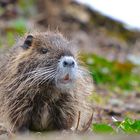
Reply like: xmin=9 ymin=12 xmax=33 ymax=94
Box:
xmin=92 ymin=123 xmax=115 ymax=134
xmin=92 ymin=118 xmax=140 ymax=134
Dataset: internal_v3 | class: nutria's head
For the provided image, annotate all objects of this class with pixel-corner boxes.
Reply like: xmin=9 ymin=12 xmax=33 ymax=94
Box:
xmin=14 ymin=32 xmax=79 ymax=91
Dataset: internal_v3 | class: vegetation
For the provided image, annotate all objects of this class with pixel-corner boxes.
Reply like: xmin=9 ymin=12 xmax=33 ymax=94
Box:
xmin=92 ymin=117 xmax=140 ymax=134
xmin=0 ymin=0 xmax=140 ymax=137
xmin=82 ymin=54 xmax=140 ymax=92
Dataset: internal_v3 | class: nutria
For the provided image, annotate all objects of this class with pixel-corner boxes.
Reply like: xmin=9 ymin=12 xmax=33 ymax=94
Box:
xmin=0 ymin=31 xmax=93 ymax=133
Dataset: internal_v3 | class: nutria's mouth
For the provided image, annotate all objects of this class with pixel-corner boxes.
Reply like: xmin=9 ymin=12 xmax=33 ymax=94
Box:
xmin=58 ymin=74 xmax=73 ymax=84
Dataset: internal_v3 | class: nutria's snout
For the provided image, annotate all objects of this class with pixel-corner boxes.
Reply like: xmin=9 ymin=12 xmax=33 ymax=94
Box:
xmin=55 ymin=56 xmax=78 ymax=90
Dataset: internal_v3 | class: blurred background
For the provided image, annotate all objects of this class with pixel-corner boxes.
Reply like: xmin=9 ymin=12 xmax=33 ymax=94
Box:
xmin=0 ymin=0 xmax=140 ymax=124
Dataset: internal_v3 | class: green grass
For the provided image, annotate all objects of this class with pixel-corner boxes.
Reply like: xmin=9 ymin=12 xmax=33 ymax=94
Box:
xmin=82 ymin=54 xmax=140 ymax=92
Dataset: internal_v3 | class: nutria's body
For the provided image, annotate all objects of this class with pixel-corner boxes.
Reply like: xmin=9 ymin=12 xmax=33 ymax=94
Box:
xmin=0 ymin=31 xmax=93 ymax=133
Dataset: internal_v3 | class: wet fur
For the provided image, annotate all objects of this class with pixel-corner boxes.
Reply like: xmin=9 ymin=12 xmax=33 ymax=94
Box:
xmin=0 ymin=31 xmax=93 ymax=132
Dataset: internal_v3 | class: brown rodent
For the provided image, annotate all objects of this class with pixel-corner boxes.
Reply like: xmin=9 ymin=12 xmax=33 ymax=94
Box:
xmin=0 ymin=31 xmax=93 ymax=133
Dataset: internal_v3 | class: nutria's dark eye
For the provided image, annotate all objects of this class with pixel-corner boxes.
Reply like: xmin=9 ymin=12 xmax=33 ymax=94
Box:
xmin=40 ymin=48 xmax=48 ymax=54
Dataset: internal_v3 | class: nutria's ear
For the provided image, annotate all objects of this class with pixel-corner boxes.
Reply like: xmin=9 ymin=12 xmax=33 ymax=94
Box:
xmin=21 ymin=35 xmax=33 ymax=49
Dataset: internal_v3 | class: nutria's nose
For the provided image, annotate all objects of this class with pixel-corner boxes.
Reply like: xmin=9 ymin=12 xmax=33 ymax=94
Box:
xmin=62 ymin=56 xmax=75 ymax=68
xmin=63 ymin=60 xmax=75 ymax=67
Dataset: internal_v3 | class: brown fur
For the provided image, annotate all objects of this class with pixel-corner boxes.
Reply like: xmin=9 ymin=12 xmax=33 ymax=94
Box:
xmin=0 ymin=31 xmax=93 ymax=133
